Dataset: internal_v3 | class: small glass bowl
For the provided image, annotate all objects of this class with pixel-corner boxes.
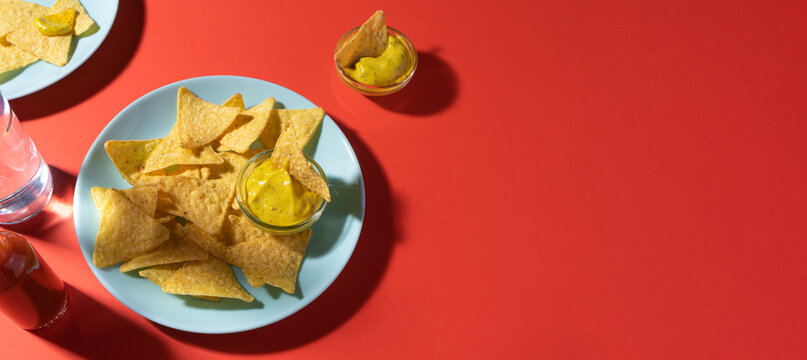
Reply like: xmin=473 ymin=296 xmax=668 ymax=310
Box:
xmin=334 ymin=26 xmax=417 ymax=96
xmin=235 ymin=149 xmax=328 ymax=235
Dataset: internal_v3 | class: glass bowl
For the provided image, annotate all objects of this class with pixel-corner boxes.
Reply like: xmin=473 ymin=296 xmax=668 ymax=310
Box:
xmin=235 ymin=149 xmax=328 ymax=235
xmin=334 ymin=26 xmax=417 ymax=96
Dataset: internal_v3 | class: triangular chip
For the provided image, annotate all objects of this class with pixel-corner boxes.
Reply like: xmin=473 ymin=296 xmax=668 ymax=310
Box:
xmin=272 ymin=125 xmax=330 ymax=201
xmin=0 ymin=0 xmax=48 ymax=37
xmin=259 ymin=108 xmax=323 ymax=149
xmin=218 ymin=97 xmax=275 ymax=153
xmin=141 ymin=137 xmax=223 ymax=173
xmin=50 ymin=0 xmax=94 ymax=35
xmin=91 ymin=185 xmax=157 ymax=216
xmin=182 ymin=223 xmax=229 ymax=260
xmin=157 ymin=176 xmax=235 ymax=235
xmin=120 ymin=222 xmax=208 ymax=272
xmin=93 ymin=190 xmax=170 ymax=268
xmin=5 ymin=3 xmax=75 ymax=66
xmin=161 ymin=257 xmax=254 ymax=302
xmin=225 ymin=215 xmax=311 ymax=294
xmin=0 ymin=42 xmax=39 ymax=73
xmin=334 ymin=10 xmax=387 ymax=68
xmin=104 ymin=139 xmax=162 ymax=185
xmin=121 ymin=184 xmax=158 ymax=217
xmin=220 ymin=93 xmax=245 ymax=110
xmin=139 ymin=263 xmax=182 ymax=285
xmin=173 ymin=87 xmax=240 ymax=149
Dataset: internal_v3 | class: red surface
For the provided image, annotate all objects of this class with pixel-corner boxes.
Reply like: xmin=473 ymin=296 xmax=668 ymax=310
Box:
xmin=2 ymin=0 xmax=806 ymax=358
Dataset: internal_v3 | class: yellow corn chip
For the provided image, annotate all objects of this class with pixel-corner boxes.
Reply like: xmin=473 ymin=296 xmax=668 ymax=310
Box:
xmin=0 ymin=42 xmax=38 ymax=73
xmin=174 ymin=87 xmax=240 ymax=149
xmin=139 ymin=263 xmax=183 ymax=285
xmin=334 ymin=10 xmax=387 ymax=68
xmin=141 ymin=137 xmax=223 ymax=173
xmin=104 ymin=139 xmax=161 ymax=185
xmin=5 ymin=3 xmax=75 ymax=66
xmin=91 ymin=185 xmax=157 ymax=217
xmin=161 ymin=257 xmax=254 ymax=302
xmin=93 ymin=190 xmax=170 ymax=268
xmin=259 ymin=107 xmax=323 ymax=149
xmin=272 ymin=125 xmax=331 ymax=201
xmin=182 ymin=223 xmax=229 ymax=260
xmin=218 ymin=97 xmax=275 ymax=153
xmin=225 ymin=217 xmax=311 ymax=294
xmin=157 ymin=176 xmax=235 ymax=235
xmin=50 ymin=0 xmax=94 ymax=35
xmin=0 ymin=0 xmax=48 ymax=37
xmin=120 ymin=222 xmax=208 ymax=272
xmin=206 ymin=149 xmax=265 ymax=181
xmin=221 ymin=93 xmax=245 ymax=110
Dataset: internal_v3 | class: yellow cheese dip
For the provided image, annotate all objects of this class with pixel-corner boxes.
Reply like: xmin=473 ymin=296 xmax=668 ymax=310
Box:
xmin=244 ymin=159 xmax=322 ymax=226
xmin=35 ymin=9 xmax=76 ymax=36
xmin=346 ymin=35 xmax=410 ymax=86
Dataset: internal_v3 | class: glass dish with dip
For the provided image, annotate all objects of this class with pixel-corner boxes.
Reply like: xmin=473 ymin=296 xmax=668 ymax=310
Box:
xmin=235 ymin=149 xmax=328 ymax=235
xmin=335 ymin=26 xmax=417 ymax=96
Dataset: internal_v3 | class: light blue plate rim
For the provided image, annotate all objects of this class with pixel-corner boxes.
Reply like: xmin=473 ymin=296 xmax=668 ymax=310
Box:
xmin=0 ymin=0 xmax=119 ymax=99
xmin=73 ymin=75 xmax=365 ymax=333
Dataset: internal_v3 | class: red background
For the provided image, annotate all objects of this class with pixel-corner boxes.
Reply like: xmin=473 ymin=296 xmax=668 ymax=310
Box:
xmin=2 ymin=0 xmax=807 ymax=358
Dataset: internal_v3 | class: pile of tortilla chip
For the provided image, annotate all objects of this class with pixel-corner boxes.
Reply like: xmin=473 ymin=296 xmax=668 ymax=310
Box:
xmin=93 ymin=86 xmax=328 ymax=302
xmin=1 ymin=0 xmax=95 ymax=73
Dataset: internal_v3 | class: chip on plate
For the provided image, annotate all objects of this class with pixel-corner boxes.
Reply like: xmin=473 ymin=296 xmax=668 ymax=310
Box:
xmin=160 ymin=257 xmax=254 ymax=302
xmin=218 ymin=97 xmax=276 ymax=153
xmin=93 ymin=189 xmax=170 ymax=268
xmin=0 ymin=41 xmax=39 ymax=73
xmin=0 ymin=0 xmax=48 ymax=38
xmin=5 ymin=2 xmax=75 ymax=66
xmin=173 ymin=87 xmax=241 ymax=149
xmin=119 ymin=222 xmax=208 ymax=272
xmin=224 ymin=215 xmax=311 ymax=293
xmin=157 ymin=176 xmax=235 ymax=235
xmin=260 ymin=107 xmax=324 ymax=150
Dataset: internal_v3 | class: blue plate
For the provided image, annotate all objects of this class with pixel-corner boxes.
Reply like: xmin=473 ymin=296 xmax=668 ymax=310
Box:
xmin=74 ymin=76 xmax=365 ymax=333
xmin=0 ymin=0 xmax=119 ymax=99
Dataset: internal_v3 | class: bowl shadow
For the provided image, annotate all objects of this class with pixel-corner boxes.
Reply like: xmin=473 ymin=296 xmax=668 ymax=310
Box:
xmin=369 ymin=49 xmax=458 ymax=115
xmin=155 ymin=119 xmax=400 ymax=353
xmin=31 ymin=283 xmax=171 ymax=359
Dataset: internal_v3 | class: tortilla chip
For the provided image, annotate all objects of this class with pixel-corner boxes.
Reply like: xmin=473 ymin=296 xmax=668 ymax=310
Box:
xmin=141 ymin=137 xmax=223 ymax=173
xmin=91 ymin=185 xmax=157 ymax=216
xmin=5 ymin=4 xmax=75 ymax=66
xmin=334 ymin=10 xmax=387 ymax=68
xmin=218 ymin=97 xmax=275 ymax=153
xmin=0 ymin=0 xmax=48 ymax=37
xmin=161 ymin=257 xmax=254 ymax=302
xmin=104 ymin=139 xmax=162 ymax=185
xmin=120 ymin=222 xmax=208 ymax=272
xmin=121 ymin=184 xmax=158 ymax=217
xmin=272 ymin=125 xmax=330 ymax=201
xmin=50 ymin=0 xmax=94 ymax=35
xmin=182 ymin=223 xmax=229 ymax=260
xmin=93 ymin=190 xmax=170 ymax=268
xmin=139 ymin=263 xmax=183 ymax=285
xmin=259 ymin=108 xmax=323 ymax=149
xmin=0 ymin=42 xmax=38 ymax=73
xmin=225 ymin=217 xmax=311 ymax=294
xmin=157 ymin=176 xmax=235 ymax=235
xmin=173 ymin=87 xmax=240 ymax=149
xmin=221 ymin=93 xmax=245 ymax=110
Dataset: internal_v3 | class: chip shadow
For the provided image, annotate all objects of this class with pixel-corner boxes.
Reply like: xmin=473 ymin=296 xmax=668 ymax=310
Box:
xmin=180 ymin=295 xmax=264 ymax=310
